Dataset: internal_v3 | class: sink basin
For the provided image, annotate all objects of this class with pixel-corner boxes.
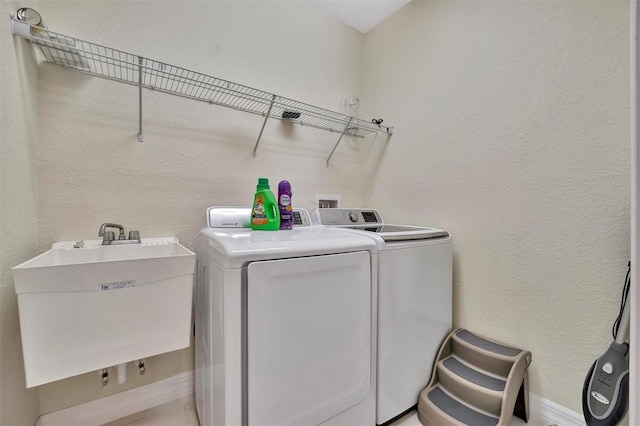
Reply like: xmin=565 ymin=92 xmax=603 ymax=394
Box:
xmin=14 ymin=238 xmax=194 ymax=293
xmin=23 ymin=238 xmax=191 ymax=265
xmin=12 ymin=237 xmax=195 ymax=387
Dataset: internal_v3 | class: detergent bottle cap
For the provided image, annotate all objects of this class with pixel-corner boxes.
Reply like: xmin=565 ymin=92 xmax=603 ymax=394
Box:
xmin=278 ymin=180 xmax=291 ymax=193
xmin=257 ymin=178 xmax=270 ymax=190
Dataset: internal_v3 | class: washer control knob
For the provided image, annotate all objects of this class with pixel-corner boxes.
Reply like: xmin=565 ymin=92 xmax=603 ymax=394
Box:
xmin=348 ymin=212 xmax=359 ymax=223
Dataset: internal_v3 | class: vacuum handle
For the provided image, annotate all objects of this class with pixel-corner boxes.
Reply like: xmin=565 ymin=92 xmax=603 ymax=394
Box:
xmin=614 ymin=295 xmax=630 ymax=345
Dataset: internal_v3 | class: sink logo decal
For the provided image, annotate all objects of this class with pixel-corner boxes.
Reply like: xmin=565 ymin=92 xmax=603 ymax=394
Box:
xmin=100 ymin=280 xmax=136 ymax=291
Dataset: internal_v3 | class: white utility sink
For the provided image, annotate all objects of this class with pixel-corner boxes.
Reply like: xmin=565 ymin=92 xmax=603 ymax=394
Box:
xmin=13 ymin=237 xmax=195 ymax=387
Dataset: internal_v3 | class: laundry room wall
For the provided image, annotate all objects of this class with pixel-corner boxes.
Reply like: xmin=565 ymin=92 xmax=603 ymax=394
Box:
xmin=363 ymin=0 xmax=629 ymax=418
xmin=0 ymin=1 xmax=41 ymax=424
xmin=9 ymin=0 xmax=629 ymax=421
xmin=32 ymin=0 xmax=375 ymax=415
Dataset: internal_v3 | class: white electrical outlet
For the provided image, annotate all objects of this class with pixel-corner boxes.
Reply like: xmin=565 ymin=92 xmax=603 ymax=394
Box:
xmin=316 ymin=194 xmax=341 ymax=209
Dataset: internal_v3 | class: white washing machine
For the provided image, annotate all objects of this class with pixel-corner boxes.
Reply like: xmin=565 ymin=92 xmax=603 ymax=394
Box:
xmin=313 ymin=208 xmax=452 ymax=425
xmin=195 ymin=207 xmax=378 ymax=426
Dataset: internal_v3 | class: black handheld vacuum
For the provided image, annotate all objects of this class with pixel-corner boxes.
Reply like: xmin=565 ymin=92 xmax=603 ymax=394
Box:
xmin=582 ymin=263 xmax=630 ymax=426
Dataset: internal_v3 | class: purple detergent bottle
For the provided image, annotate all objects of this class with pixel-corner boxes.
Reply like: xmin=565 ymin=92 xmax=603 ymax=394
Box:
xmin=278 ymin=180 xmax=293 ymax=230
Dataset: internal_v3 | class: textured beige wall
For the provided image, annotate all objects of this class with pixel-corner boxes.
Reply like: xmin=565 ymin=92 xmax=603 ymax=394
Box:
xmin=0 ymin=1 xmax=41 ymax=425
xmin=363 ymin=0 xmax=630 ymax=417
xmin=33 ymin=0 xmax=376 ymax=414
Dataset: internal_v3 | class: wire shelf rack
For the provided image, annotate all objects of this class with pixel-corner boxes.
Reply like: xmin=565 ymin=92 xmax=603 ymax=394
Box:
xmin=10 ymin=17 xmax=393 ymax=165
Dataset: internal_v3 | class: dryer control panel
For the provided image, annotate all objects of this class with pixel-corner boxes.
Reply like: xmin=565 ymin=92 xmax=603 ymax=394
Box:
xmin=207 ymin=207 xmax=311 ymax=228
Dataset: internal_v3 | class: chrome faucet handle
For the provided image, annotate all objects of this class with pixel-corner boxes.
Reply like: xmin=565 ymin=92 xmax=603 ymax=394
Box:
xmin=128 ymin=230 xmax=141 ymax=241
xmin=103 ymin=231 xmax=115 ymax=244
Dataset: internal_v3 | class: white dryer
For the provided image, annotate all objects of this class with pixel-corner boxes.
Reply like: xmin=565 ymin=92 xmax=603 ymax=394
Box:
xmin=313 ymin=209 xmax=452 ymax=425
xmin=195 ymin=207 xmax=378 ymax=426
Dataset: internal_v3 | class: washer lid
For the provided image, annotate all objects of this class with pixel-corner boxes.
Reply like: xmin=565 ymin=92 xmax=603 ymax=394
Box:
xmin=312 ymin=209 xmax=449 ymax=242
xmin=196 ymin=226 xmax=375 ymax=269
xmin=343 ymin=224 xmax=449 ymax=242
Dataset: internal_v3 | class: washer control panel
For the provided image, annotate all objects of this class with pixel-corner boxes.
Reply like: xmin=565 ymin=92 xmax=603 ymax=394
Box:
xmin=313 ymin=208 xmax=383 ymax=226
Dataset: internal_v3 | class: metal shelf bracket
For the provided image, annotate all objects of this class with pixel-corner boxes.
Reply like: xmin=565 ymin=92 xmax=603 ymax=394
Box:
xmin=252 ymin=94 xmax=276 ymax=157
xmin=326 ymin=118 xmax=353 ymax=167
xmin=137 ymin=56 xmax=143 ymax=142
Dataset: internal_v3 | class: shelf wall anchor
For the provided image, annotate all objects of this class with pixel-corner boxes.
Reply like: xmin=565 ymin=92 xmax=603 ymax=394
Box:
xmin=326 ymin=118 xmax=353 ymax=167
xmin=252 ymin=94 xmax=276 ymax=157
xmin=137 ymin=56 xmax=143 ymax=142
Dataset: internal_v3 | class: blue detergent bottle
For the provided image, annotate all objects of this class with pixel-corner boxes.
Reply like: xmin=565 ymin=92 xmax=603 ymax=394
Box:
xmin=278 ymin=180 xmax=293 ymax=230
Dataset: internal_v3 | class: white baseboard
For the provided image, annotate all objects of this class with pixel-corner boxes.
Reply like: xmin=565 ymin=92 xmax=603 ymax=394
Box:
xmin=529 ymin=394 xmax=584 ymax=426
xmin=36 ymin=370 xmax=194 ymax=426
xmin=34 ymin=370 xmax=584 ymax=426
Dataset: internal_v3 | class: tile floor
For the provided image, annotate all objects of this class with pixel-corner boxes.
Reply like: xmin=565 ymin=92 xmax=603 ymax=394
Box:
xmin=103 ymin=396 xmax=535 ymax=426
xmin=102 ymin=396 xmax=198 ymax=426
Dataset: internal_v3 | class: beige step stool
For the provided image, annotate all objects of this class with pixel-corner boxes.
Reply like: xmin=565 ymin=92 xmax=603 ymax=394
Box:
xmin=418 ymin=328 xmax=532 ymax=426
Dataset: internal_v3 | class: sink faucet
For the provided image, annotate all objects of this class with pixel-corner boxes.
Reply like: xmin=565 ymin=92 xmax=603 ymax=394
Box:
xmin=98 ymin=223 xmax=141 ymax=245
xmin=99 ymin=223 xmax=125 ymax=239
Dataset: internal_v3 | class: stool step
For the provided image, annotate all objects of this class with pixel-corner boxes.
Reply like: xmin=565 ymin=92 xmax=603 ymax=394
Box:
xmin=419 ymin=385 xmax=499 ymax=426
xmin=456 ymin=329 xmax=522 ymax=357
xmin=451 ymin=329 xmax=523 ymax=377
xmin=442 ymin=356 xmax=506 ymax=392
xmin=438 ymin=355 xmax=505 ymax=415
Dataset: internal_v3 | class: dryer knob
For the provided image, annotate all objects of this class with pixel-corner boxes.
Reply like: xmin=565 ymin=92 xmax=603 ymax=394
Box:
xmin=348 ymin=212 xmax=359 ymax=223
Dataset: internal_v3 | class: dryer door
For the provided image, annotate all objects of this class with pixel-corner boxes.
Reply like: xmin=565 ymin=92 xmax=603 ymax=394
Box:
xmin=247 ymin=251 xmax=371 ymax=426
